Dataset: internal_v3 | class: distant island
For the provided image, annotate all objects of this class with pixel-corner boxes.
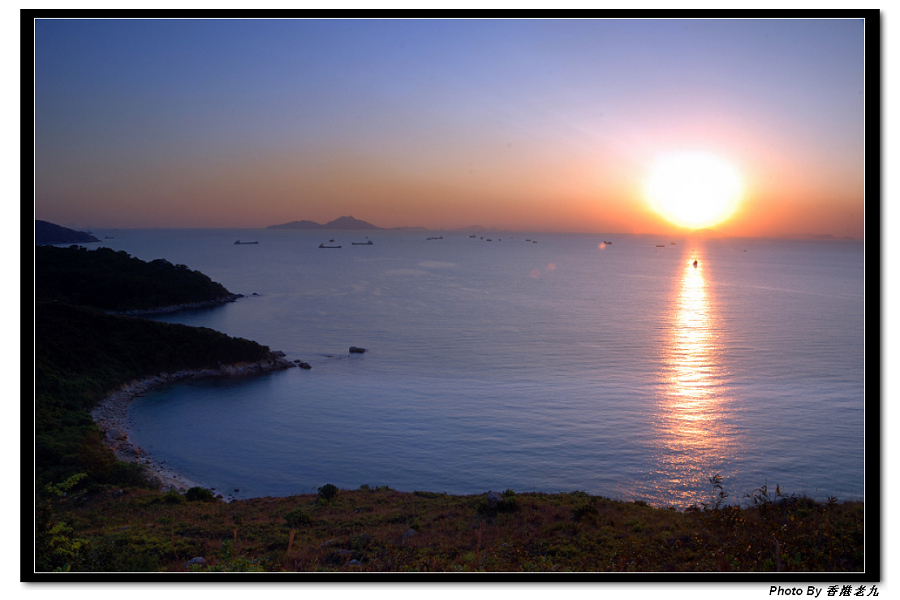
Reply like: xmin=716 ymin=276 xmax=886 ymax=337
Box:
xmin=267 ymin=216 xmax=433 ymax=232
xmin=267 ymin=216 xmax=382 ymax=230
xmin=35 ymin=220 xmax=100 ymax=245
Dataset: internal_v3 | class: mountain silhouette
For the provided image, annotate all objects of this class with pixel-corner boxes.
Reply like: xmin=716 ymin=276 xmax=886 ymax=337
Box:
xmin=267 ymin=216 xmax=382 ymax=230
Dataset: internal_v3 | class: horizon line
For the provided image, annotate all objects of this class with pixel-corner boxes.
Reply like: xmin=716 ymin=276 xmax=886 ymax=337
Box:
xmin=36 ymin=223 xmax=865 ymax=242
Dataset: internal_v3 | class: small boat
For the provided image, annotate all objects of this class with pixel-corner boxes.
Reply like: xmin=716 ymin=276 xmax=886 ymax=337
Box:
xmin=426 ymin=236 xmax=444 ymax=240
xmin=655 ymin=244 xmax=666 ymax=248
xmin=319 ymin=243 xmax=341 ymax=248
xmin=234 ymin=240 xmax=259 ymax=245
xmin=693 ymin=260 xmax=698 ymax=267
xmin=670 ymin=242 xmax=676 ymax=245
xmin=352 ymin=240 xmax=374 ymax=245
xmin=470 ymin=234 xmax=477 ymax=238
xmin=603 ymin=240 xmax=612 ymax=245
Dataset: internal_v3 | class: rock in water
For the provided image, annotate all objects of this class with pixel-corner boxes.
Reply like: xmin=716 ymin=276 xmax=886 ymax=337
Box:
xmin=349 ymin=346 xmax=366 ymax=353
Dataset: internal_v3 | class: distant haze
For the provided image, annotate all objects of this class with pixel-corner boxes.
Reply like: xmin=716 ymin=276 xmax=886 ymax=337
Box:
xmin=34 ymin=18 xmax=866 ymax=239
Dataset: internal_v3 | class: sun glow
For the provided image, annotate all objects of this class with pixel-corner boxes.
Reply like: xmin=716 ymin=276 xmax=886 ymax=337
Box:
xmin=645 ymin=152 xmax=743 ymax=230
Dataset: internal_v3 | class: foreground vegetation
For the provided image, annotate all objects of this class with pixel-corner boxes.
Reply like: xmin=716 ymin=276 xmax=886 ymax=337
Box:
xmin=42 ymin=481 xmax=863 ymax=573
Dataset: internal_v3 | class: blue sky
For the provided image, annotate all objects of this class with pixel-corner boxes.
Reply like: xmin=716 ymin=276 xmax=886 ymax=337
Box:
xmin=34 ymin=18 xmax=866 ymax=236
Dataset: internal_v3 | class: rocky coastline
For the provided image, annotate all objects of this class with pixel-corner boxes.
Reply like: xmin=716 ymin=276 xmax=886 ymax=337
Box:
xmin=90 ymin=352 xmax=296 ymax=501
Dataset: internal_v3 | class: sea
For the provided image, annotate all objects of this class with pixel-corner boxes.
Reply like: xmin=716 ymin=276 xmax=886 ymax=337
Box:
xmin=85 ymin=228 xmax=866 ymax=507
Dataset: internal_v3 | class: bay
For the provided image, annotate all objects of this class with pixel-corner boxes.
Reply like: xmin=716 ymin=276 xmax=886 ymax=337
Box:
xmin=91 ymin=228 xmax=865 ymax=506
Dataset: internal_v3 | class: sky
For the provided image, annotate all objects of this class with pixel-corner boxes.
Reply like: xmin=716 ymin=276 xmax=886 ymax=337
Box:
xmin=33 ymin=18 xmax=867 ymax=237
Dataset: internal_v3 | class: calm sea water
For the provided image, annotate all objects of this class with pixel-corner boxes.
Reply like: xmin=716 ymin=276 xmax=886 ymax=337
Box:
xmin=91 ymin=228 xmax=865 ymax=506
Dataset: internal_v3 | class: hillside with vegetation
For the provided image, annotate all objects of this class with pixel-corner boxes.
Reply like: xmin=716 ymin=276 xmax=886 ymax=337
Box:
xmin=34 ymin=300 xmax=275 ymax=489
xmin=35 ymin=220 xmax=100 ymax=245
xmin=33 ymin=243 xmax=278 ymax=489
xmin=32 ymin=246 xmax=288 ymax=572
xmin=46 ymin=481 xmax=864 ymax=574
xmin=35 ymin=245 xmax=237 ymax=312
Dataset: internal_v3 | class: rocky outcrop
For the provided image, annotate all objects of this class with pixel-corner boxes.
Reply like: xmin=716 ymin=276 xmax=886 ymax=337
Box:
xmin=216 ymin=354 xmax=296 ymax=376
xmin=485 ymin=491 xmax=504 ymax=509
xmin=184 ymin=557 xmax=207 ymax=568
xmin=349 ymin=346 xmax=367 ymax=354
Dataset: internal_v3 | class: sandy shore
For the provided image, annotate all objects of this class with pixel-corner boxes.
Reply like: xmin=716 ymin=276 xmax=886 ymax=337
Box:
xmin=90 ymin=356 xmax=296 ymax=502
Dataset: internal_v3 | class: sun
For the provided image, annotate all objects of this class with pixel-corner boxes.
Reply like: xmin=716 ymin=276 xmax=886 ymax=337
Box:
xmin=644 ymin=152 xmax=743 ymax=230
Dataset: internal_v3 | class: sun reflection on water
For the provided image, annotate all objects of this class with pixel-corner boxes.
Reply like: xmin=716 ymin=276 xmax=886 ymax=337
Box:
xmin=667 ymin=260 xmax=719 ymax=427
xmin=645 ymin=255 xmax=739 ymax=507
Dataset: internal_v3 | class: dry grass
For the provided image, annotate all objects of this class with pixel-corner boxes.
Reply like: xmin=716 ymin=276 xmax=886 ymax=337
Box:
xmin=48 ymin=484 xmax=864 ymax=573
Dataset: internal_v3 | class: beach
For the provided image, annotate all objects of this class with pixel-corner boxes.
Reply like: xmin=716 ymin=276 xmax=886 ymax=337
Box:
xmin=90 ymin=357 xmax=297 ymax=502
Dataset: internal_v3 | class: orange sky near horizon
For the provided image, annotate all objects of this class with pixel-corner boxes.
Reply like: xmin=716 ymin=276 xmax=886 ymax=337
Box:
xmin=34 ymin=19 xmax=868 ymax=239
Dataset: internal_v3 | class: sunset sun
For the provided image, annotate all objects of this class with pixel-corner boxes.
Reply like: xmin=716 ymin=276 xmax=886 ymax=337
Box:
xmin=645 ymin=152 xmax=743 ymax=230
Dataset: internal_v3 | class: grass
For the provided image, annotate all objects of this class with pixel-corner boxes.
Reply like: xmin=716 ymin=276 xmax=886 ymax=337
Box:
xmin=45 ymin=483 xmax=863 ymax=573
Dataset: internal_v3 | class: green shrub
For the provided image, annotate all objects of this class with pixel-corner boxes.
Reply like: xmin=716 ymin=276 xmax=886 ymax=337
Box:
xmin=35 ymin=473 xmax=88 ymax=572
xmin=185 ymin=487 xmax=217 ymax=502
xmin=160 ymin=491 xmax=186 ymax=504
xmin=284 ymin=508 xmax=311 ymax=529
xmin=573 ymin=502 xmax=599 ymax=522
xmin=317 ymin=484 xmax=339 ymax=501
